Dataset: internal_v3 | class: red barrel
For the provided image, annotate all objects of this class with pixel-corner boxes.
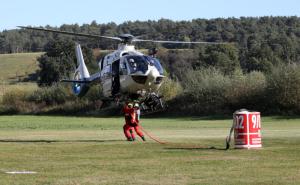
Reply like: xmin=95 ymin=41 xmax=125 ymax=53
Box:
xmin=233 ymin=110 xmax=262 ymax=149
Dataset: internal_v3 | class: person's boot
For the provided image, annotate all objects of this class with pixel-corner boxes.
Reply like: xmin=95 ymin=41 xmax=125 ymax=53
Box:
xmin=130 ymin=129 xmax=135 ymax=141
xmin=127 ymin=137 xmax=133 ymax=141
xmin=141 ymin=136 xmax=146 ymax=141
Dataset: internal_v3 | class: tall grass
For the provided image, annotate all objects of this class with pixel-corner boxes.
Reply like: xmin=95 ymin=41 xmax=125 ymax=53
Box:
xmin=0 ymin=84 xmax=107 ymax=115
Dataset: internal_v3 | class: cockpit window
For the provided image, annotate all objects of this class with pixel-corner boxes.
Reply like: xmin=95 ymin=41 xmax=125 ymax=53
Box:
xmin=126 ymin=56 xmax=149 ymax=74
xmin=145 ymin=56 xmax=164 ymax=75
xmin=125 ymin=55 xmax=164 ymax=75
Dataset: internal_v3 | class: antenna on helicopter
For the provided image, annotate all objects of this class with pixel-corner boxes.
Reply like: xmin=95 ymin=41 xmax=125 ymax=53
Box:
xmin=148 ymin=48 xmax=158 ymax=57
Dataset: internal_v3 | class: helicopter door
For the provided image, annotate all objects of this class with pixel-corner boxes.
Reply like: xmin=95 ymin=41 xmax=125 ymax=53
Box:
xmin=101 ymin=64 xmax=112 ymax=97
xmin=111 ymin=59 xmax=120 ymax=96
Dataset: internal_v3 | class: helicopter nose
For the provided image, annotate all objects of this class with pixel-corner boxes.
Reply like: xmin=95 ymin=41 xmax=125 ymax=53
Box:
xmin=148 ymin=70 xmax=156 ymax=81
xmin=146 ymin=68 xmax=160 ymax=86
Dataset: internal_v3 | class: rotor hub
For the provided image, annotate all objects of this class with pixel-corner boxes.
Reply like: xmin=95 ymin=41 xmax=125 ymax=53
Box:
xmin=118 ymin=34 xmax=135 ymax=44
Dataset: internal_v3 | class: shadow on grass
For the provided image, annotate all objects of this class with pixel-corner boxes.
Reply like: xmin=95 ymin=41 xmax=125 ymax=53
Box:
xmin=271 ymin=115 xmax=300 ymax=120
xmin=0 ymin=139 xmax=123 ymax=143
xmin=164 ymin=146 xmax=227 ymax=151
xmin=143 ymin=112 xmax=232 ymax=120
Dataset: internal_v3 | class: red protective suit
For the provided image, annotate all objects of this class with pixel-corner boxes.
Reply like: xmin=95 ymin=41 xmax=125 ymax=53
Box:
xmin=123 ymin=104 xmax=145 ymax=141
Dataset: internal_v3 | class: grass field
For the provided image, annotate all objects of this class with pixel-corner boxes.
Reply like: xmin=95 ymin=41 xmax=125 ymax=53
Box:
xmin=0 ymin=53 xmax=40 ymax=98
xmin=0 ymin=53 xmax=42 ymax=83
xmin=0 ymin=116 xmax=299 ymax=185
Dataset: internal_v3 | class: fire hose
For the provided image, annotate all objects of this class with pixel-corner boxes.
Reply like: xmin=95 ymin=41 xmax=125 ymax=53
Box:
xmin=139 ymin=125 xmax=210 ymax=149
xmin=139 ymin=125 xmax=167 ymax=144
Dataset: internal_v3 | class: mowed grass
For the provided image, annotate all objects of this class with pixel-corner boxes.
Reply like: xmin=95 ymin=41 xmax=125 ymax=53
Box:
xmin=0 ymin=116 xmax=299 ymax=185
xmin=0 ymin=53 xmax=42 ymax=83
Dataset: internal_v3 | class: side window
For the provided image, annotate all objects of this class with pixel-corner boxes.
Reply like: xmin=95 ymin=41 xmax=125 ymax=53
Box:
xmin=103 ymin=65 xmax=111 ymax=79
xmin=120 ymin=59 xmax=128 ymax=75
xmin=112 ymin=59 xmax=120 ymax=76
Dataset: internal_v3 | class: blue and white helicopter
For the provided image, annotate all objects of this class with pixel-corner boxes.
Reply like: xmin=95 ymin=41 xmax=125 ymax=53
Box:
xmin=19 ymin=26 xmax=221 ymax=113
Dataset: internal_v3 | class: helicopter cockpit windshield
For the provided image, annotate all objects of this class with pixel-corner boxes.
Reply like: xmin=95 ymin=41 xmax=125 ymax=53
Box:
xmin=125 ymin=55 xmax=164 ymax=75
xmin=145 ymin=56 xmax=164 ymax=75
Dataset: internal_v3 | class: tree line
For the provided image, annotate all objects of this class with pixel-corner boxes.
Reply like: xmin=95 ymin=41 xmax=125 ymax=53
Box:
xmin=1 ymin=17 xmax=300 ymax=73
xmin=1 ymin=16 xmax=300 ymax=115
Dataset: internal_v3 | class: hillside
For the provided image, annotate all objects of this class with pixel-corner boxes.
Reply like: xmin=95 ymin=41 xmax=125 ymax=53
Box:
xmin=0 ymin=52 xmax=42 ymax=83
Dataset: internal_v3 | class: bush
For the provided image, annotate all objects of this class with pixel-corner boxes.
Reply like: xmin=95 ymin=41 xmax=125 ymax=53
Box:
xmin=266 ymin=63 xmax=300 ymax=113
xmin=225 ymin=70 xmax=267 ymax=111
xmin=26 ymin=85 xmax=75 ymax=105
xmin=2 ymin=63 xmax=300 ymax=116
xmin=0 ymin=83 xmax=105 ymax=115
xmin=1 ymin=88 xmax=32 ymax=113
xmin=173 ymin=68 xmax=230 ymax=115
xmin=159 ymin=77 xmax=183 ymax=101
xmin=82 ymin=85 xmax=104 ymax=102
xmin=170 ymin=68 xmax=268 ymax=115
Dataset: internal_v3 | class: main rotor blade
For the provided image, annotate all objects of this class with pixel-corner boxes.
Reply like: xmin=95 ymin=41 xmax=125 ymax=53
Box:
xmin=18 ymin=26 xmax=122 ymax=41
xmin=133 ymin=38 xmax=227 ymax=44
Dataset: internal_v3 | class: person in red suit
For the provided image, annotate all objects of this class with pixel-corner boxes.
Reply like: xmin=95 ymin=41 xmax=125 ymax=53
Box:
xmin=123 ymin=102 xmax=145 ymax=141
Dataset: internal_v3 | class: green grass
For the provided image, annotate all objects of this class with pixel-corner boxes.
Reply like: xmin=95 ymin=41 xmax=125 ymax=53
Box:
xmin=0 ymin=52 xmax=42 ymax=83
xmin=0 ymin=116 xmax=299 ymax=185
xmin=0 ymin=53 xmax=41 ymax=99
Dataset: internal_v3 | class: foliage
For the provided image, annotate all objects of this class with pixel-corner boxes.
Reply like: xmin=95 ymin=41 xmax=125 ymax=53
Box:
xmin=159 ymin=77 xmax=183 ymax=101
xmin=2 ymin=17 xmax=300 ymax=73
xmin=157 ymin=49 xmax=196 ymax=80
xmin=1 ymin=63 xmax=300 ymax=115
xmin=225 ymin=70 xmax=267 ymax=111
xmin=0 ymin=84 xmax=103 ymax=115
xmin=266 ymin=63 xmax=300 ymax=113
xmin=82 ymin=84 xmax=104 ymax=102
xmin=0 ymin=88 xmax=31 ymax=113
xmin=2 ymin=17 xmax=300 ymax=115
xmin=195 ymin=44 xmax=240 ymax=75
xmin=26 ymin=85 xmax=74 ymax=105
xmin=173 ymin=68 xmax=230 ymax=115
xmin=37 ymin=39 xmax=95 ymax=86
xmin=170 ymin=68 xmax=268 ymax=115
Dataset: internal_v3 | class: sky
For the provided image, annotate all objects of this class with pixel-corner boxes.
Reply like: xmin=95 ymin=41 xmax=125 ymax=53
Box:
xmin=1 ymin=0 xmax=300 ymax=31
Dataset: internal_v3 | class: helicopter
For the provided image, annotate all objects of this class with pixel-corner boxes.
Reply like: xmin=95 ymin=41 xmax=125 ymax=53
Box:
xmin=18 ymin=26 xmax=224 ymax=113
